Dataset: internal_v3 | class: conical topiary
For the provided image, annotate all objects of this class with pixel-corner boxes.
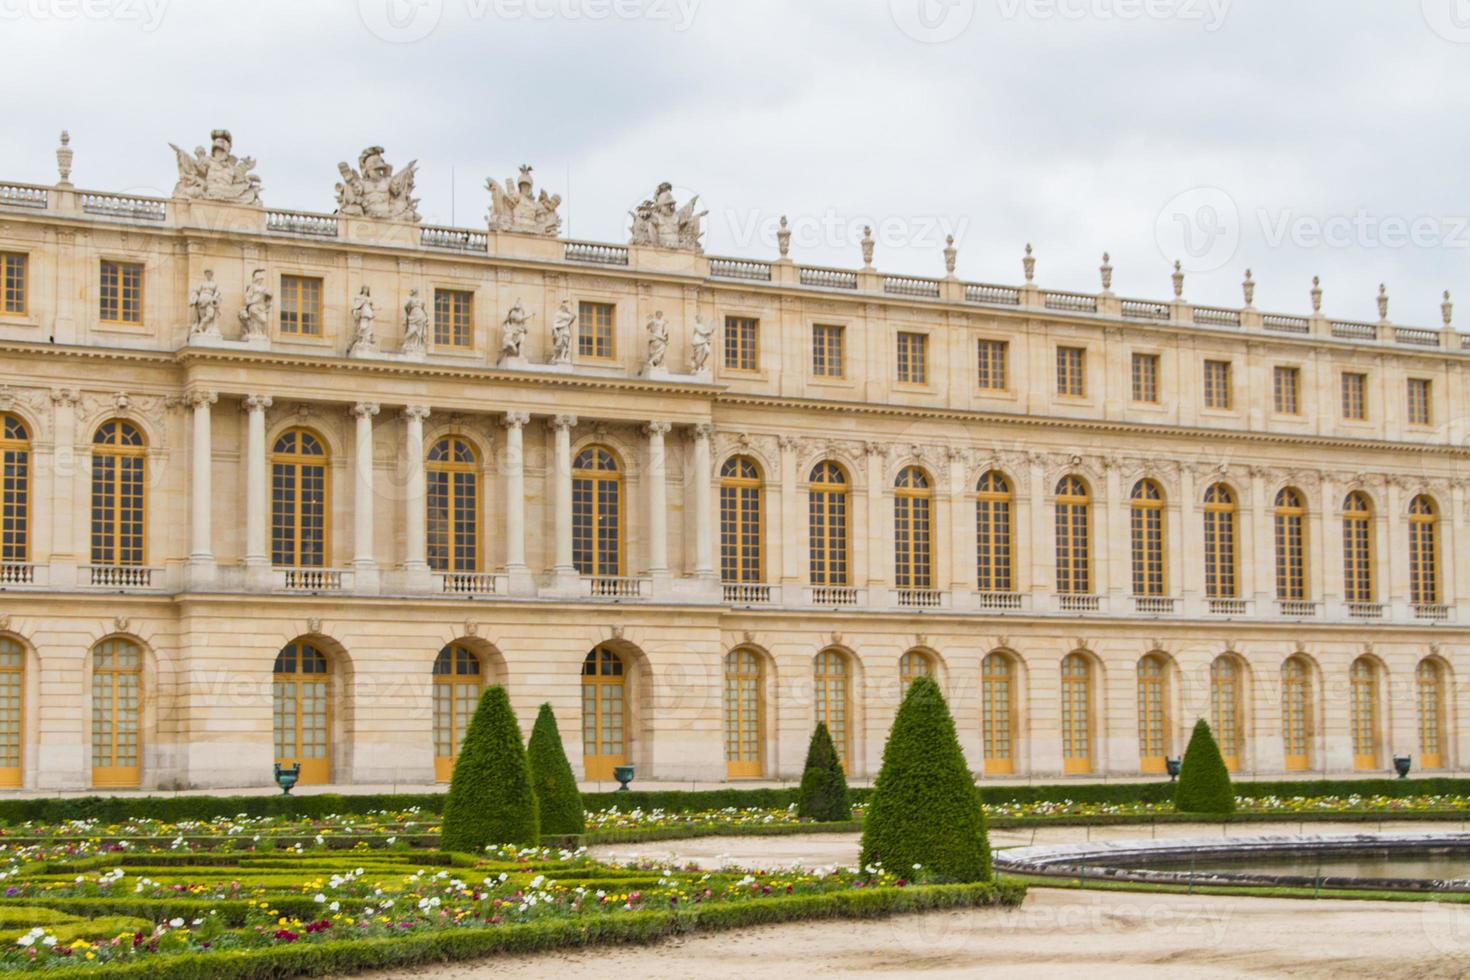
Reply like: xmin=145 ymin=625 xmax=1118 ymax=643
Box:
xmin=440 ymin=686 xmax=540 ymax=852
xmin=859 ymin=676 xmax=991 ymax=883
xmin=527 ymin=703 xmax=585 ymax=836
xmin=796 ymin=722 xmax=851 ymax=822
xmin=1174 ymin=718 xmax=1236 ymax=814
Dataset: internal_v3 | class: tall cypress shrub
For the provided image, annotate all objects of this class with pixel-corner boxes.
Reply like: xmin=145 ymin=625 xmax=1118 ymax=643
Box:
xmin=1174 ymin=718 xmax=1236 ymax=815
xmin=527 ymin=703 xmax=585 ymax=836
xmin=796 ymin=722 xmax=851 ymax=821
xmin=440 ymin=686 xmax=540 ymax=852
xmin=859 ymin=676 xmax=990 ymax=883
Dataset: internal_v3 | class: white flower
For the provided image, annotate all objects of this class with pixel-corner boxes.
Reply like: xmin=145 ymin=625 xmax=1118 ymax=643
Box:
xmin=328 ymin=902 xmax=340 ymax=913
xmin=314 ymin=893 xmax=327 ymax=903
xmin=169 ymin=918 xmax=184 ymax=928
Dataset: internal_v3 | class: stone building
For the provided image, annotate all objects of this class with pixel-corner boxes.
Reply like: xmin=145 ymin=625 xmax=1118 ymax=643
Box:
xmin=0 ymin=131 xmax=1464 ymax=790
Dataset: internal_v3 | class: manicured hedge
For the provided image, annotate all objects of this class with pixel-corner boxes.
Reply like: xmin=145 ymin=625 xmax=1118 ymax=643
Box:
xmin=441 ymin=686 xmax=540 ymax=851
xmin=1174 ymin=719 xmax=1235 ymax=815
xmin=797 ymin=723 xmax=851 ymax=822
xmin=528 ymin=703 xmax=585 ymax=836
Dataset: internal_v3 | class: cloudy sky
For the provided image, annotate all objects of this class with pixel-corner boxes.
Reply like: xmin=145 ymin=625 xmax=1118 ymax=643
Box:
xmin=3 ymin=0 xmax=1468 ymax=327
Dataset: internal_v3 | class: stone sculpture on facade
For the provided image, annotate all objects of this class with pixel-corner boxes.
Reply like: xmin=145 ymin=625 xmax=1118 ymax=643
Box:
xmin=170 ymin=130 xmax=262 ymax=206
xmin=335 ymin=147 xmax=421 ymax=223
xmin=486 ymin=165 xmax=562 ymax=236
xmin=238 ymin=269 xmax=271 ymax=340
xmin=628 ymin=182 xmax=707 ymax=252
xmin=689 ymin=314 xmax=713 ymax=374
xmin=402 ymin=289 xmax=429 ymax=355
xmin=550 ymin=300 xmax=575 ymax=365
xmin=499 ymin=300 xmax=533 ymax=364
xmin=644 ymin=311 xmax=670 ymax=373
xmin=188 ymin=270 xmax=222 ymax=337
xmin=348 ymin=285 xmax=377 ymax=355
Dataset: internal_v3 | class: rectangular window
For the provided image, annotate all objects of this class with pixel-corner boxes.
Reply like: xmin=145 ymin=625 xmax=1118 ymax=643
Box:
xmin=1131 ymin=353 xmax=1159 ymax=403
xmin=1 ymin=253 xmax=25 ymax=316
xmin=1056 ymin=346 xmax=1085 ymax=397
xmin=279 ymin=275 xmax=323 ymax=336
xmin=724 ymin=316 xmax=759 ymax=372
xmin=976 ymin=339 xmax=1008 ymax=391
xmin=812 ymin=323 xmax=845 ymax=378
xmin=1407 ymin=378 xmax=1432 ymax=426
xmin=98 ymin=260 xmax=143 ymax=325
xmin=896 ymin=332 xmax=928 ymax=385
xmin=1341 ymin=372 xmax=1368 ymax=421
xmin=577 ymin=301 xmax=615 ymax=359
xmin=1273 ymin=366 xmax=1301 ymax=415
xmin=433 ymin=289 xmax=473 ymax=348
xmin=1203 ymin=360 xmax=1232 ymax=410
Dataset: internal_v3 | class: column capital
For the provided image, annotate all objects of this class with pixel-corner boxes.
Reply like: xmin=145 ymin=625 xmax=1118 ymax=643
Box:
xmin=501 ymin=411 xmax=531 ymax=429
xmin=644 ymin=420 xmax=673 ymax=437
xmin=693 ymin=422 xmax=716 ymax=440
xmin=187 ymin=390 xmax=219 ymax=409
xmin=48 ymin=386 xmax=79 ymax=406
xmin=350 ymin=401 xmax=381 ymax=419
xmin=402 ymin=404 xmax=431 ymax=422
xmin=242 ymin=394 xmax=273 ymax=413
xmin=549 ymin=414 xmax=578 ymax=432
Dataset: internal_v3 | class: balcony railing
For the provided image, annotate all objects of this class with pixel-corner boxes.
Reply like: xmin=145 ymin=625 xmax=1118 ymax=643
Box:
xmin=1414 ymin=603 xmax=1450 ymax=622
xmin=723 ymin=583 xmax=773 ymax=604
xmin=0 ymin=183 xmax=48 ymax=210
xmin=420 ymin=225 xmax=488 ymax=253
xmin=883 ymin=275 xmax=941 ymax=299
xmin=1262 ymin=313 xmax=1310 ymax=334
xmin=974 ymin=591 xmax=1023 ymax=611
xmin=896 ymin=588 xmax=944 ymax=609
xmin=709 ymin=257 xmax=773 ymax=282
xmin=588 ymin=576 xmax=648 ymax=598
xmin=564 ymin=240 xmax=629 ymax=266
xmin=80 ymin=192 xmax=166 ymax=222
xmin=1207 ymin=598 xmax=1249 ymax=616
xmin=1194 ymin=306 xmax=1242 ymax=328
xmin=438 ymin=572 xmax=499 ymax=595
xmin=1277 ymin=599 xmax=1320 ymax=618
xmin=1331 ymin=320 xmax=1378 ymax=341
xmin=964 ymin=283 xmax=1022 ymax=306
xmin=84 ymin=565 xmax=159 ymax=589
xmin=280 ymin=568 xmax=349 ymax=592
xmin=799 ymin=266 xmax=859 ymax=290
xmin=1133 ymin=596 xmax=1176 ymax=615
xmin=808 ymin=585 xmax=859 ymax=606
xmin=1043 ymin=290 xmax=1098 ymax=314
xmin=1057 ymin=593 xmax=1100 ymax=612
xmin=266 ymin=209 xmax=339 ymax=238
xmin=0 ymin=563 xmax=34 ymax=586
xmin=1395 ymin=327 xmax=1440 ymax=348
xmin=1347 ymin=601 xmax=1385 ymax=620
xmin=1120 ymin=299 xmax=1169 ymax=322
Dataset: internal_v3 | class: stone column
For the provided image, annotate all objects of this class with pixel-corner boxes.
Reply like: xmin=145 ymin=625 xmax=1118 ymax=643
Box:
xmin=402 ymin=405 xmax=431 ymax=592
xmin=863 ymin=443 xmax=887 ymax=596
xmin=350 ymin=402 xmax=380 ymax=592
xmin=243 ymin=395 xmax=272 ymax=589
xmin=186 ymin=390 xmax=218 ymax=587
xmin=46 ymin=389 xmax=80 ymax=585
xmin=645 ymin=421 xmax=671 ymax=585
xmin=1099 ymin=461 xmax=1122 ymax=607
xmin=500 ymin=412 xmax=533 ymax=595
xmin=549 ymin=414 xmax=579 ymax=591
xmin=778 ymin=435 xmax=800 ymax=585
xmin=692 ymin=423 xmax=716 ymax=579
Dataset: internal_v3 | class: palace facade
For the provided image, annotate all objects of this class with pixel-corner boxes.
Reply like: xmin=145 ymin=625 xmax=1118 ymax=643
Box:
xmin=0 ymin=133 xmax=1465 ymax=791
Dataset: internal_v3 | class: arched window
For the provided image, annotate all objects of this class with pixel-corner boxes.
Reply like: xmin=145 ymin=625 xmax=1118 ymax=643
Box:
xmin=572 ymin=447 xmax=622 ymax=577
xmin=1203 ymin=484 xmax=1237 ymax=599
xmin=719 ymin=457 xmax=763 ymax=584
xmin=1129 ymin=481 xmax=1165 ymax=597
xmin=271 ymin=428 xmax=328 ymax=568
xmin=894 ymin=467 xmax=933 ymax=590
xmin=1136 ymin=654 xmax=1169 ymax=773
xmin=1418 ymin=659 xmax=1445 ymax=769
xmin=724 ymin=648 xmax=763 ymax=778
xmin=898 ymin=649 xmax=933 ymax=694
xmin=91 ymin=420 xmax=146 ymax=566
xmin=1342 ymin=492 xmax=1374 ymax=603
xmin=581 ymin=646 xmax=627 ymax=780
xmin=0 ymin=636 xmax=22 ymax=787
xmin=273 ymin=642 xmax=330 ymax=785
xmin=975 ymin=472 xmax=1013 ymax=593
xmin=981 ymin=652 xmax=1015 ymax=775
xmin=427 ymin=436 xmax=480 ymax=573
xmin=1350 ymin=657 xmax=1380 ymax=770
xmin=432 ymin=645 xmax=483 ymax=781
xmin=808 ymin=462 xmax=850 ymax=586
xmin=1061 ymin=653 xmax=1093 ymax=774
xmin=814 ymin=649 xmax=850 ymax=768
xmin=92 ymin=638 xmax=142 ymax=787
xmin=0 ymin=415 xmax=30 ymax=563
xmin=1409 ymin=495 xmax=1439 ymax=606
xmin=1055 ymin=477 xmax=1091 ymax=594
xmin=1281 ymin=656 xmax=1311 ymax=771
xmin=1274 ymin=488 xmax=1306 ymax=600
xmin=1209 ymin=655 xmax=1244 ymax=771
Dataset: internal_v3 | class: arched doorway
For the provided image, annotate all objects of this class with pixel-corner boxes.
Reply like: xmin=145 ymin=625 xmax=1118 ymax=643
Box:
xmin=1136 ymin=653 xmax=1170 ymax=774
xmin=273 ymin=641 xmax=331 ymax=785
xmin=1060 ymin=652 xmax=1094 ymax=775
xmin=981 ymin=651 xmax=1017 ymax=775
xmin=1209 ymin=655 xmax=1246 ymax=772
xmin=91 ymin=637 xmax=142 ymax=788
xmin=432 ymin=644 xmax=484 ymax=781
xmin=723 ymin=648 xmax=763 ymax=779
xmin=814 ymin=649 xmax=852 ymax=769
xmin=581 ymin=645 xmax=628 ymax=780
xmin=0 ymin=637 xmax=22 ymax=788
xmin=1281 ymin=656 xmax=1313 ymax=772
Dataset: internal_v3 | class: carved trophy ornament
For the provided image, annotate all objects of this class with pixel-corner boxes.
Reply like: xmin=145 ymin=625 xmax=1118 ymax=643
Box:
xmin=188 ymin=269 xmax=222 ymax=337
xmin=170 ymin=130 xmax=262 ymax=205
xmin=335 ymin=146 xmax=421 ymax=223
xmin=628 ymin=182 xmax=707 ymax=252
xmin=487 ymin=165 xmax=562 ymax=236
xmin=237 ymin=268 xmax=271 ymax=340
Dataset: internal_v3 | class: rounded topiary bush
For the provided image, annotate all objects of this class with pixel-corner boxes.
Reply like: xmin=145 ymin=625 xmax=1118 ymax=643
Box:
xmin=527 ymin=702 xmax=585 ymax=836
xmin=1174 ymin=718 xmax=1236 ymax=815
xmin=859 ymin=675 xmax=991 ymax=883
xmin=796 ymin=722 xmax=851 ymax=822
xmin=440 ymin=686 xmax=540 ymax=852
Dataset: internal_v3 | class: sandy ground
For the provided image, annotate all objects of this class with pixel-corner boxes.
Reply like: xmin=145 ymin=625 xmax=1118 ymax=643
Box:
xmin=346 ymin=825 xmax=1470 ymax=979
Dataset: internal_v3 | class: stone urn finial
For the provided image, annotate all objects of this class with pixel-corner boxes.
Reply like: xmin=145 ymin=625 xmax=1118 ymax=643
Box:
xmin=1377 ymin=283 xmax=1389 ymax=323
xmin=1310 ymin=275 xmax=1323 ymax=314
xmin=1172 ymin=260 xmax=1185 ymax=299
xmin=860 ymin=225 xmax=874 ymax=269
xmin=56 ymin=130 xmax=73 ymax=187
xmin=943 ymin=234 xmax=957 ymax=277
xmin=777 ymin=215 xmax=791 ymax=259
xmin=1099 ymin=252 xmax=1113 ymax=293
xmin=1023 ymin=243 xmax=1035 ymax=283
xmin=1442 ymin=289 xmax=1453 ymax=328
xmin=1242 ymin=268 xmax=1255 ymax=308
